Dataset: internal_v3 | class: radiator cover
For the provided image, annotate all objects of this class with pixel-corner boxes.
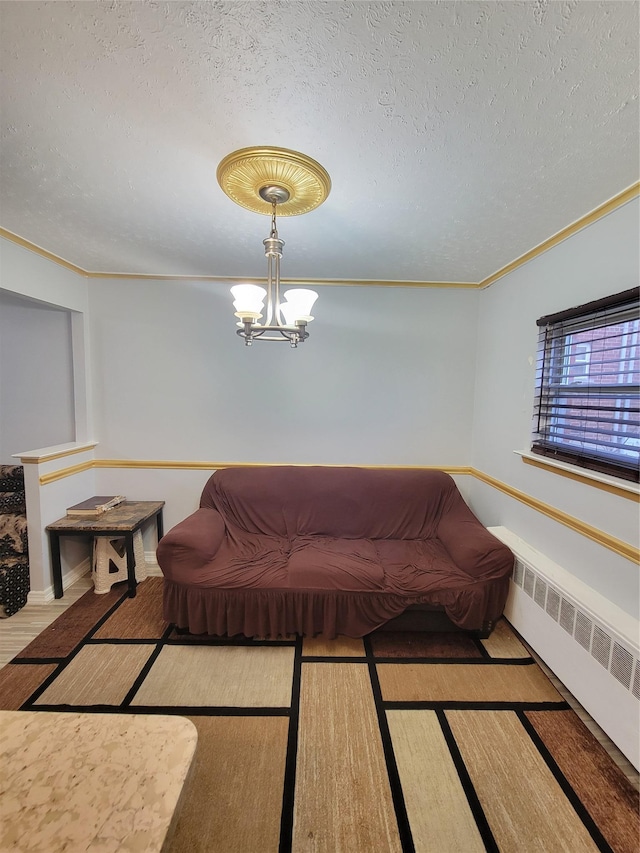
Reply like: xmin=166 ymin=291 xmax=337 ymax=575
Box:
xmin=489 ymin=526 xmax=639 ymax=770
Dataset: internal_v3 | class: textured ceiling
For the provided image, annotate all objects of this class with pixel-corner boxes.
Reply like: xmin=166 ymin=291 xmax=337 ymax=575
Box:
xmin=0 ymin=1 xmax=638 ymax=283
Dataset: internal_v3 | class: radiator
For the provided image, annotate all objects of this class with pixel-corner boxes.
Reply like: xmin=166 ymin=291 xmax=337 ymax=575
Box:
xmin=489 ymin=526 xmax=639 ymax=770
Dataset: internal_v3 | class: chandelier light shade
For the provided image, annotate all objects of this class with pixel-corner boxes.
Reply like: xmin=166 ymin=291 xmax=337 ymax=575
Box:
xmin=279 ymin=289 xmax=319 ymax=326
xmin=217 ymin=147 xmax=331 ymax=347
xmin=231 ymin=284 xmax=267 ymax=322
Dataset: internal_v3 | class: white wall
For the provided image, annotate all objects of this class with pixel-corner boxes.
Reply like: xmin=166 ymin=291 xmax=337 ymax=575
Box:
xmin=0 ymin=290 xmax=76 ymax=462
xmin=0 ymin=238 xmax=95 ymax=594
xmin=0 ymin=238 xmax=92 ymax=451
xmin=0 ymin=239 xmax=88 ymax=312
xmin=88 ymin=279 xmax=480 ymax=526
xmin=470 ymin=198 xmax=640 ymax=620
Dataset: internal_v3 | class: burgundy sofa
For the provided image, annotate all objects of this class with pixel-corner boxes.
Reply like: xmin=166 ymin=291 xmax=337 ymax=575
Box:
xmin=157 ymin=466 xmax=514 ymax=639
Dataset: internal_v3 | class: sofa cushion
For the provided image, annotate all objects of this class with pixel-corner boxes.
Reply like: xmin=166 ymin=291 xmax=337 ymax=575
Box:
xmin=374 ymin=538 xmax=472 ymax=593
xmin=288 ymin=537 xmax=383 ymax=590
xmin=186 ymin=533 xmax=289 ymax=589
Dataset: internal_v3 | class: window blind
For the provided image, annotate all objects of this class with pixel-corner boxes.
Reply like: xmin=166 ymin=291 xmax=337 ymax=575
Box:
xmin=532 ymin=287 xmax=640 ymax=482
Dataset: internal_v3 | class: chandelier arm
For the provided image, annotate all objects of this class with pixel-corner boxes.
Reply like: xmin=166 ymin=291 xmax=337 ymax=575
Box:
xmin=271 ymin=200 xmax=282 ymax=327
xmin=274 ymin=252 xmax=283 ymax=327
xmin=265 ymin=253 xmax=274 ymax=326
xmin=237 ymin=323 xmax=309 ymax=346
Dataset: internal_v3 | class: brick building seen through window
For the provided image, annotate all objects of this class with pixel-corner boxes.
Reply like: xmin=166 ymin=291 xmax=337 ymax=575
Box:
xmin=533 ymin=289 xmax=639 ymax=481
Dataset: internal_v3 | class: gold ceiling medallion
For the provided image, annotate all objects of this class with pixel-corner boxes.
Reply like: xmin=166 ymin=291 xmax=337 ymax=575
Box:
xmin=216 ymin=146 xmax=331 ymax=216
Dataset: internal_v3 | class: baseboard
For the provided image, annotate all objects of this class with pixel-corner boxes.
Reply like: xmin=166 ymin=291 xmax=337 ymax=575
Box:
xmin=27 ymin=554 xmax=162 ymax=604
xmin=27 ymin=558 xmax=92 ymax=605
xmin=145 ymin=552 xmax=162 ymax=576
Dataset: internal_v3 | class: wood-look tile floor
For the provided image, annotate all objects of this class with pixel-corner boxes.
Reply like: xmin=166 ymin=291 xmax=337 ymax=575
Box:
xmin=0 ymin=575 xmax=94 ymax=665
xmin=1 ymin=573 xmax=637 ymax=792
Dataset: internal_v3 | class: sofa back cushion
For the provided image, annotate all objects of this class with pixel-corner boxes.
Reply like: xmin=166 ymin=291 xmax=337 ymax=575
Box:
xmin=200 ymin=466 xmax=463 ymax=540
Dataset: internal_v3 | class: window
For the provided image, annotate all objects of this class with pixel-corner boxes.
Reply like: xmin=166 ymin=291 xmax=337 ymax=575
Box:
xmin=532 ymin=287 xmax=640 ymax=483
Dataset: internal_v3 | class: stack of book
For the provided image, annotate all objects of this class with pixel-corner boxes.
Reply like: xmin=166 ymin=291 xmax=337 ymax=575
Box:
xmin=66 ymin=496 xmax=126 ymax=518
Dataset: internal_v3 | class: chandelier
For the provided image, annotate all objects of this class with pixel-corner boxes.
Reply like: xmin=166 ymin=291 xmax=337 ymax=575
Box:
xmin=217 ymin=147 xmax=331 ymax=347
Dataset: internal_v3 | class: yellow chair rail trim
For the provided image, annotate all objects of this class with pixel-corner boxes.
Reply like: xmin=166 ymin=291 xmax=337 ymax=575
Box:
xmin=38 ymin=459 xmax=637 ymax=563
xmin=92 ymin=460 xmax=471 ymax=473
xmin=41 ymin=460 xmax=470 ymax=482
xmin=471 ymin=468 xmax=639 ymax=563
xmin=39 ymin=460 xmax=94 ymax=485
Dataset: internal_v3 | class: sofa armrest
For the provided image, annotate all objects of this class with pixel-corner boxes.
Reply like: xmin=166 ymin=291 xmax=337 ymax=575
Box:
xmin=156 ymin=508 xmax=225 ymax=576
xmin=437 ymin=502 xmax=514 ymax=579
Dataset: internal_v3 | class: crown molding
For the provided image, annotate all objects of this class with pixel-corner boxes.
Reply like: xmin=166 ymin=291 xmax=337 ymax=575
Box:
xmin=282 ymin=279 xmax=479 ymax=289
xmin=0 ymin=228 xmax=88 ymax=276
xmin=76 ymin=272 xmax=480 ymax=288
xmin=2 ymin=181 xmax=638 ymax=287
xmin=479 ymin=182 xmax=640 ymax=289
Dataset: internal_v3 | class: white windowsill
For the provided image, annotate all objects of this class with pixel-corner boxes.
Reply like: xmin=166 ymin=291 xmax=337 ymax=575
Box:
xmin=514 ymin=450 xmax=639 ymax=497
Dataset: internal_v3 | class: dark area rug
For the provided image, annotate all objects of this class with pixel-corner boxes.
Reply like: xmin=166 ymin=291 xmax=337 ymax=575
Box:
xmin=1 ymin=577 xmax=638 ymax=852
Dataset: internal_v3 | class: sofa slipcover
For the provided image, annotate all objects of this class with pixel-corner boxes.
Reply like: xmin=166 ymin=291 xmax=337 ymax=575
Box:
xmin=157 ymin=466 xmax=514 ymax=638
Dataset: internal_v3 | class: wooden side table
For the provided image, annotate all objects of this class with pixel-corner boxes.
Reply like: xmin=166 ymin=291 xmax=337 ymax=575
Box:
xmin=46 ymin=500 xmax=165 ymax=599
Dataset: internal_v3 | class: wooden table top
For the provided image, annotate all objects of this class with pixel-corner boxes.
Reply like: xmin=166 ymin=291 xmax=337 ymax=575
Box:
xmin=46 ymin=500 xmax=165 ymax=533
